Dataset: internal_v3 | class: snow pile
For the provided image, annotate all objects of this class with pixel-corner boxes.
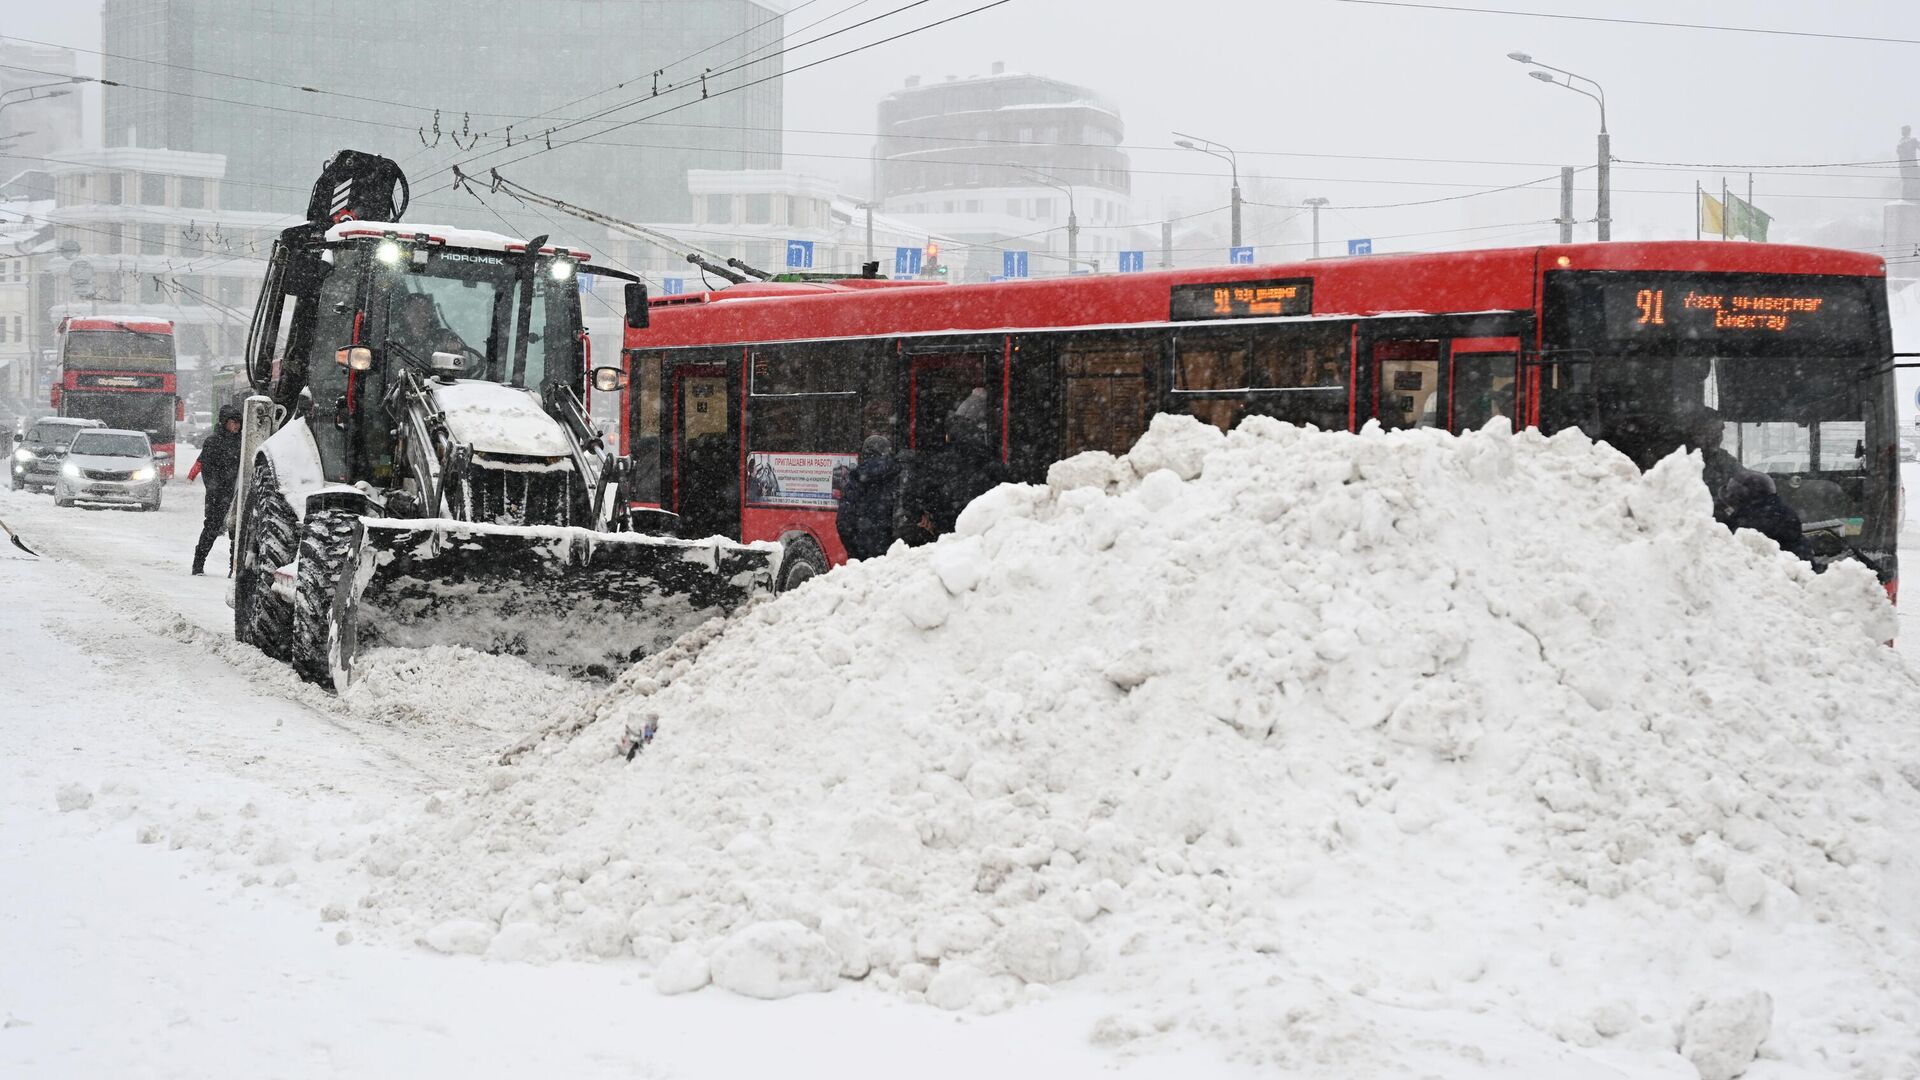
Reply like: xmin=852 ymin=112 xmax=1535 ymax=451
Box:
xmin=344 ymin=645 xmax=594 ymax=738
xmin=344 ymin=416 xmax=1920 ymax=1075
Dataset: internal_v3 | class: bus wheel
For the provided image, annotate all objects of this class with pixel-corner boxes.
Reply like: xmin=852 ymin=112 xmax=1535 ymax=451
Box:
xmin=776 ymin=537 xmax=828 ymax=593
xmin=235 ymin=459 xmax=296 ymax=662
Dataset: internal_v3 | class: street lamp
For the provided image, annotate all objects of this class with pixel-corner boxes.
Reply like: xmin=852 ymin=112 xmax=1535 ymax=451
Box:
xmin=1007 ymin=162 xmax=1079 ymax=273
xmin=1509 ymin=52 xmax=1610 ymax=241
xmin=1302 ymin=197 xmax=1330 ymax=258
xmin=1173 ymin=130 xmax=1241 ymax=248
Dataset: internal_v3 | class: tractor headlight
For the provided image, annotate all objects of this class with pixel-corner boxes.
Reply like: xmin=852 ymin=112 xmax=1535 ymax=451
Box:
xmin=131 ymin=467 xmax=155 ymax=482
xmin=376 ymin=239 xmax=405 ymax=266
xmin=61 ymin=462 xmax=81 ymax=479
xmin=549 ymin=258 xmax=575 ymax=281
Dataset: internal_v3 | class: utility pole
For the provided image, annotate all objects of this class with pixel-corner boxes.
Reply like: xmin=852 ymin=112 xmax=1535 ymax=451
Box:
xmin=1304 ymin=197 xmax=1329 ymax=258
xmin=1066 ymin=205 xmax=1079 ymax=272
xmin=1558 ymin=167 xmax=1575 ymax=243
xmin=1597 ymin=127 xmax=1611 ymax=241
xmin=1160 ymin=220 xmax=1173 ymax=268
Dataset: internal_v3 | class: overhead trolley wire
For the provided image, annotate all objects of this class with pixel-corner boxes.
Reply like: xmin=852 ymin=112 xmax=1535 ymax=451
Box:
xmin=418 ymin=0 xmax=1017 ymax=189
xmin=1325 ymin=0 xmax=1920 ymax=47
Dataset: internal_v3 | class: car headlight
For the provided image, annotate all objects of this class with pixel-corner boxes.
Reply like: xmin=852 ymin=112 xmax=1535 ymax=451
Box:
xmin=12 ymin=448 xmax=30 ymax=461
xmin=131 ymin=467 xmax=155 ymax=482
xmin=61 ymin=462 xmax=81 ymax=479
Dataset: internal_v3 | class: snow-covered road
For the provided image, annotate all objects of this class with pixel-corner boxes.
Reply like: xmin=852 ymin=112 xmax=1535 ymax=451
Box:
xmin=0 ymin=480 xmax=1248 ymax=1079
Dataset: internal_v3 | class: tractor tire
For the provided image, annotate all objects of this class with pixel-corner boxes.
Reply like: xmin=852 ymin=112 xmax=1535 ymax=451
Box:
xmin=290 ymin=508 xmax=359 ymax=690
xmin=776 ymin=536 xmax=829 ymax=593
xmin=234 ymin=458 xmax=297 ymax=662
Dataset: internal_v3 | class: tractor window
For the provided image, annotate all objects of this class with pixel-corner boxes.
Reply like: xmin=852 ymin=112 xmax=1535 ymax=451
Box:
xmin=376 ymin=248 xmax=581 ymax=391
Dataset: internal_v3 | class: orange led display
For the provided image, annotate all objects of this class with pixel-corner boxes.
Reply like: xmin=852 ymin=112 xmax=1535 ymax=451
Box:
xmin=1170 ymin=278 xmax=1314 ymax=321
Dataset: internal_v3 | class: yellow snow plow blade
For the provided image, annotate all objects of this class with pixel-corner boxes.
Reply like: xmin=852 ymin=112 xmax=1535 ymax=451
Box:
xmin=329 ymin=517 xmax=778 ymax=686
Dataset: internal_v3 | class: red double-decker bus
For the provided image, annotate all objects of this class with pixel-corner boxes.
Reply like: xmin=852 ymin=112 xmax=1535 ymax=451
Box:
xmin=618 ymin=241 xmax=1897 ymax=593
xmin=53 ymin=317 xmax=181 ymax=479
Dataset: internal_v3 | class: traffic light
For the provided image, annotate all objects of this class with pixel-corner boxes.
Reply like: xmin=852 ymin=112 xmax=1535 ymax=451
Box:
xmin=921 ymin=240 xmax=948 ymax=279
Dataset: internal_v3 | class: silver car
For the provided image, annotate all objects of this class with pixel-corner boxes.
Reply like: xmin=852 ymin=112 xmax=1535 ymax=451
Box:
xmin=53 ymin=428 xmax=163 ymax=512
xmin=11 ymin=417 xmax=106 ymax=491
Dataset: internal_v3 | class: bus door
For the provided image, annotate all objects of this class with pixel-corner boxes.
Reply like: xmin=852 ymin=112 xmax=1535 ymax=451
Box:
xmin=1448 ymin=337 xmax=1521 ymax=433
xmin=906 ymin=344 xmax=1003 ymax=455
xmin=669 ymin=360 xmax=740 ymax=539
xmin=1360 ymin=317 xmax=1527 ymax=433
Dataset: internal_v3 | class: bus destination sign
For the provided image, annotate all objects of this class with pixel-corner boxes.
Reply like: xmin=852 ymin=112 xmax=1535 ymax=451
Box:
xmin=73 ymin=372 xmax=166 ymax=391
xmin=1599 ymin=275 xmax=1871 ymax=343
xmin=1171 ymin=278 xmax=1313 ymax=322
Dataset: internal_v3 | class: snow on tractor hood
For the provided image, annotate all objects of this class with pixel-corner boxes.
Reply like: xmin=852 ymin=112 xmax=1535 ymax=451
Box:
xmin=429 ymin=380 xmax=572 ymax=458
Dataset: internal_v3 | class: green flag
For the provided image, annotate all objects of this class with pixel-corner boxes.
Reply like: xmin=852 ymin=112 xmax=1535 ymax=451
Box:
xmin=1728 ymin=193 xmax=1772 ymax=241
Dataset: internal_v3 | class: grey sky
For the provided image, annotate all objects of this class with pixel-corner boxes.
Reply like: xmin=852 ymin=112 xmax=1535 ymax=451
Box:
xmin=9 ymin=0 xmax=1919 ymax=254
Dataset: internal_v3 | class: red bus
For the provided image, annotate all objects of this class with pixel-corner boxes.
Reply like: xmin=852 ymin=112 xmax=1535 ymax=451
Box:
xmin=53 ymin=317 xmax=182 ymax=479
xmin=618 ymin=241 xmax=1897 ymax=593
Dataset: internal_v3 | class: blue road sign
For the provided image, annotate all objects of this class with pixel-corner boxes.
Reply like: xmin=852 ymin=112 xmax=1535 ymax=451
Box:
xmin=895 ymin=246 xmax=922 ymax=277
xmin=1118 ymin=250 xmax=1145 ymax=273
xmin=660 ymin=277 xmax=686 ymax=296
xmin=1348 ymin=238 xmax=1373 ymax=256
xmin=785 ymin=239 xmax=815 ymax=269
xmin=1229 ymin=245 xmax=1255 ymax=265
xmin=1003 ymin=250 xmax=1030 ymax=279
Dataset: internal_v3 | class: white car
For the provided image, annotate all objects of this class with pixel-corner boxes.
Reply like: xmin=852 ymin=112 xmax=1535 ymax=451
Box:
xmin=54 ymin=428 xmax=163 ymax=512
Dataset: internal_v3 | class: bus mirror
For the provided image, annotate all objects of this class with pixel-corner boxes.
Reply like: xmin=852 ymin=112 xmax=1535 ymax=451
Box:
xmin=592 ymin=366 xmax=628 ymax=393
xmin=624 ymin=282 xmax=650 ymax=330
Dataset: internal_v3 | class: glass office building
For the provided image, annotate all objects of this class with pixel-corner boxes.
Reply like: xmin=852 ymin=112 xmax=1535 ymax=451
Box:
xmin=102 ymin=0 xmax=785 ymax=226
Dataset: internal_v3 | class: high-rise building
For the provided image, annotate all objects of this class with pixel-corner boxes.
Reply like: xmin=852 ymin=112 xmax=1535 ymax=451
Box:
xmin=100 ymin=0 xmax=785 ymax=225
xmin=872 ymin=63 xmax=1131 ymax=277
xmin=0 ymin=42 xmax=87 ymax=199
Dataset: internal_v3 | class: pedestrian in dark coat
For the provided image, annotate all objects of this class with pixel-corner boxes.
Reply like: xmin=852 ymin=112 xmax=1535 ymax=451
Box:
xmin=1720 ymin=468 xmax=1812 ymax=561
xmin=898 ymin=389 xmax=1007 ymax=544
xmin=190 ymin=405 xmax=244 ymax=575
xmin=836 ymin=434 xmax=903 ymax=560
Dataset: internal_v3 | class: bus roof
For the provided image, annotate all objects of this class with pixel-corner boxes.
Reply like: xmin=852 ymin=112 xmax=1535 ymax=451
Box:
xmin=632 ymin=241 xmax=1887 ymax=349
xmin=65 ymin=318 xmax=173 ymax=335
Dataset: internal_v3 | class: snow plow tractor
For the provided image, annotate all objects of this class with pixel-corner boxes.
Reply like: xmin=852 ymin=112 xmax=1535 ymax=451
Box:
xmin=233 ymin=150 xmax=776 ymax=690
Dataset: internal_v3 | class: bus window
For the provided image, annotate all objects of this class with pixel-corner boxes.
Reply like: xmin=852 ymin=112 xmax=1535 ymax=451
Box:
xmin=746 ymin=344 xmax=861 ymax=506
xmin=908 ymin=351 xmax=992 ymax=451
xmin=1247 ymin=322 xmax=1349 ymax=430
xmin=1374 ymin=339 xmax=1442 ymax=430
xmin=1175 ymin=323 xmax=1350 ymax=432
xmin=1060 ymin=334 xmax=1152 ymax=455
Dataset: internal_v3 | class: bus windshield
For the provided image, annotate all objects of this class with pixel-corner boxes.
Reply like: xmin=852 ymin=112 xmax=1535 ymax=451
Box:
xmin=1542 ymin=270 xmax=1895 ymax=561
xmin=63 ymin=329 xmax=174 ymax=370
xmin=376 ymin=247 xmax=581 ymax=392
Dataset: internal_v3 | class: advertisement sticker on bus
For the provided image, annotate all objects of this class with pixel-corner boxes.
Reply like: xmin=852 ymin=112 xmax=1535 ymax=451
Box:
xmin=746 ymin=451 xmax=857 ymax=508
